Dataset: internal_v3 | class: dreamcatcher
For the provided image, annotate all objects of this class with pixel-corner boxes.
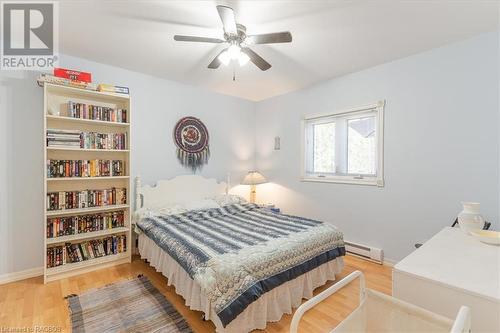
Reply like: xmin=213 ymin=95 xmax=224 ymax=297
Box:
xmin=173 ymin=116 xmax=210 ymax=172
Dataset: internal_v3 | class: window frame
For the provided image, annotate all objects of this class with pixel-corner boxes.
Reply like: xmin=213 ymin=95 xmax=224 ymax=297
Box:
xmin=306 ymin=117 xmax=337 ymax=175
xmin=300 ymin=100 xmax=385 ymax=187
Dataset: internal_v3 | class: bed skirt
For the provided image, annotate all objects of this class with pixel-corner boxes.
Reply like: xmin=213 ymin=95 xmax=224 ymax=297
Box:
xmin=138 ymin=233 xmax=344 ymax=333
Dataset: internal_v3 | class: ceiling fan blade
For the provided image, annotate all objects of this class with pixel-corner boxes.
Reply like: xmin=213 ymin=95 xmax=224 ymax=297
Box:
xmin=208 ymin=48 xmax=228 ymax=69
xmin=246 ymin=32 xmax=292 ymax=44
xmin=241 ymin=47 xmax=271 ymax=71
xmin=174 ymin=35 xmax=224 ymax=43
xmin=216 ymin=5 xmax=237 ymax=35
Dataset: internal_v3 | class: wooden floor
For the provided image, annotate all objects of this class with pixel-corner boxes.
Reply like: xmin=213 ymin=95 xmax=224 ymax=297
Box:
xmin=0 ymin=255 xmax=392 ymax=333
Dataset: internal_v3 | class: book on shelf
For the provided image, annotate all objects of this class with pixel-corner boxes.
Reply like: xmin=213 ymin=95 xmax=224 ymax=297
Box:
xmin=46 ymin=129 xmax=81 ymax=148
xmin=46 ymin=188 xmax=127 ymax=211
xmin=47 ymin=129 xmax=127 ymax=150
xmin=67 ymin=101 xmax=127 ymax=123
xmin=80 ymin=132 xmax=127 ymax=150
xmin=47 ymin=211 xmax=125 ymax=238
xmin=54 ymin=68 xmax=92 ymax=83
xmin=47 ymin=159 xmax=125 ymax=178
xmin=97 ymin=84 xmax=130 ymax=95
xmin=47 ymin=246 xmax=65 ymax=268
xmin=47 ymin=234 xmax=127 ymax=268
xmin=37 ymin=73 xmax=98 ymax=91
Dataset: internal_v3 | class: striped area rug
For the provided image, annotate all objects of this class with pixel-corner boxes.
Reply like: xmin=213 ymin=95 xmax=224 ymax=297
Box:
xmin=68 ymin=275 xmax=193 ymax=333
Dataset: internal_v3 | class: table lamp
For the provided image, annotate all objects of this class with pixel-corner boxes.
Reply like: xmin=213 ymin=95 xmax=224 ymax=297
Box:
xmin=241 ymin=171 xmax=267 ymax=203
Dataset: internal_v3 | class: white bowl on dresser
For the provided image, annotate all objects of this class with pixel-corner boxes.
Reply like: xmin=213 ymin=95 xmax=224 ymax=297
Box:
xmin=470 ymin=229 xmax=500 ymax=245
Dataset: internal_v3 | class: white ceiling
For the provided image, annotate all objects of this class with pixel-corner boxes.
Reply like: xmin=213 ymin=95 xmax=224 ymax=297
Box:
xmin=59 ymin=0 xmax=499 ymax=101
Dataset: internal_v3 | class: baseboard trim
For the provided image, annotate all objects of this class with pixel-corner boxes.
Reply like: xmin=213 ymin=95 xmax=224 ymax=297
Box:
xmin=0 ymin=267 xmax=43 ymax=285
xmin=346 ymin=253 xmax=398 ymax=267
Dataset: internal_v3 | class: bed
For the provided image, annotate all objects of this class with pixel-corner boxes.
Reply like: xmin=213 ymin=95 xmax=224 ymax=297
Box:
xmin=134 ymin=175 xmax=345 ymax=333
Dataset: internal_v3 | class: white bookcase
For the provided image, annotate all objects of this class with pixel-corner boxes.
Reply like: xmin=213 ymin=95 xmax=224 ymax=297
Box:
xmin=43 ymin=83 xmax=132 ymax=283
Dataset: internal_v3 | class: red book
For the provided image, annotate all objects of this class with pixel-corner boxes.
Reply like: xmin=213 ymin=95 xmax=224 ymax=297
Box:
xmin=54 ymin=68 xmax=92 ymax=83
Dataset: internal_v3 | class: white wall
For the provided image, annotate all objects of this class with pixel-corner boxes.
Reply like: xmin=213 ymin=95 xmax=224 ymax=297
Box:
xmin=0 ymin=71 xmax=44 ymax=277
xmin=0 ymin=32 xmax=498 ymax=276
xmin=255 ymin=32 xmax=499 ymax=262
xmin=0 ymin=57 xmax=255 ymax=276
xmin=0 ymin=75 xmax=9 ymax=277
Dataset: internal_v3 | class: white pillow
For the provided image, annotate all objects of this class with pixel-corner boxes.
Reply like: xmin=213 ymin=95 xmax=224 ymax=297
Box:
xmin=183 ymin=198 xmax=221 ymax=212
xmin=213 ymin=194 xmax=247 ymax=206
xmin=156 ymin=204 xmax=188 ymax=216
xmin=133 ymin=204 xmax=187 ymax=222
xmin=132 ymin=207 xmax=152 ymax=224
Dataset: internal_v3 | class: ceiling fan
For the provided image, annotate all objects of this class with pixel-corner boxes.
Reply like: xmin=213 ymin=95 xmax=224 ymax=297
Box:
xmin=173 ymin=5 xmax=292 ymax=71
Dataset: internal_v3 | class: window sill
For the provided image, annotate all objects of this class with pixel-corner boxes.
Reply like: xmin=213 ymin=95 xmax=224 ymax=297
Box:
xmin=300 ymin=176 xmax=384 ymax=187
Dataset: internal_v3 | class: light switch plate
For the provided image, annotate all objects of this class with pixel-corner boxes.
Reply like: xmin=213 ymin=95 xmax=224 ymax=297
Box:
xmin=274 ymin=136 xmax=280 ymax=150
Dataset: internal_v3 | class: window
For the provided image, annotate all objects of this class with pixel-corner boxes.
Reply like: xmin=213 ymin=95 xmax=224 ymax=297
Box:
xmin=301 ymin=101 xmax=384 ymax=186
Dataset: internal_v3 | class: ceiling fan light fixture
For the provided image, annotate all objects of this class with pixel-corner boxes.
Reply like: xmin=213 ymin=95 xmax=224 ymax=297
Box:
xmin=218 ymin=50 xmax=231 ymax=66
xmin=227 ymin=44 xmax=241 ymax=59
xmin=238 ymin=52 xmax=250 ymax=66
xmin=174 ymin=5 xmax=291 ymax=72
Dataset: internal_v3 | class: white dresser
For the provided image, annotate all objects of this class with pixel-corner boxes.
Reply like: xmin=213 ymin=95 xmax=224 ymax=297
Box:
xmin=393 ymin=227 xmax=500 ymax=333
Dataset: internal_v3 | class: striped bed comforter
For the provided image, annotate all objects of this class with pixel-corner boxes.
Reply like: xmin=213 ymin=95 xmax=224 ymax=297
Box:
xmin=136 ymin=203 xmax=345 ymax=327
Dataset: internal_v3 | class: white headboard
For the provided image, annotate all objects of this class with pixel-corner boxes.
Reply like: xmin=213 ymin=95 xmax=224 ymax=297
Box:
xmin=135 ymin=174 xmax=229 ymax=210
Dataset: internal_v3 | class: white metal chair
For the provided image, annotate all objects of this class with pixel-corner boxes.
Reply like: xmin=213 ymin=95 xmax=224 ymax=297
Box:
xmin=290 ymin=271 xmax=471 ymax=333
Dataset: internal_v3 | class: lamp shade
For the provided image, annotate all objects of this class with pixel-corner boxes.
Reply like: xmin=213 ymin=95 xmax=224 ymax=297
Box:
xmin=241 ymin=171 xmax=267 ymax=185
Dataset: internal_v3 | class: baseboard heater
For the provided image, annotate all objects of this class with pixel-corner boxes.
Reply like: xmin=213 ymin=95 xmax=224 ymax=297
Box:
xmin=344 ymin=240 xmax=384 ymax=264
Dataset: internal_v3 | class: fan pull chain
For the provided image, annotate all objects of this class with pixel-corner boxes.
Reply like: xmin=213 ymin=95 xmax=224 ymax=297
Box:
xmin=233 ymin=65 xmax=236 ymax=81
